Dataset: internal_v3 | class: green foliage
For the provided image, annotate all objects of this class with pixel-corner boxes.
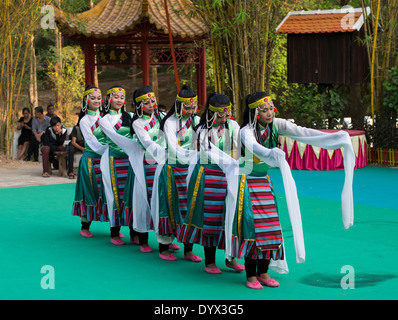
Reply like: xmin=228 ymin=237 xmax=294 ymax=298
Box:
xmin=323 ymin=85 xmax=350 ymax=128
xmin=268 ymin=34 xmax=297 ymax=117
xmin=365 ymin=114 xmax=398 ymax=149
xmin=383 ymin=67 xmax=398 ymax=112
xmin=47 ymin=45 xmax=85 ymax=127
xmin=370 ymin=67 xmax=398 ymax=149
xmin=289 ymin=84 xmax=327 ymax=128
xmin=286 ymin=84 xmax=348 ymax=129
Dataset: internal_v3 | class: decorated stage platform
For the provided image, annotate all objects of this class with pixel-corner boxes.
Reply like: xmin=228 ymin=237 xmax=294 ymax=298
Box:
xmin=280 ymin=130 xmax=367 ymax=170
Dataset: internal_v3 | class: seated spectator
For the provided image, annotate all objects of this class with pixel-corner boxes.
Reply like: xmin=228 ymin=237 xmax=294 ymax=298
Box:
xmin=17 ymin=107 xmax=33 ymax=160
xmin=158 ymin=104 xmax=167 ymax=113
xmin=41 ymin=116 xmax=68 ymax=178
xmin=25 ymin=106 xmax=51 ymax=162
xmin=67 ymin=121 xmax=85 ymax=179
xmin=45 ymin=104 xmax=58 ymax=120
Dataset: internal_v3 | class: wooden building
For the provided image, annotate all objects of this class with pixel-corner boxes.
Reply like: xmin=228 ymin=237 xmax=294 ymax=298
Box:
xmin=54 ymin=0 xmax=208 ymax=105
xmin=276 ymin=7 xmax=370 ymax=84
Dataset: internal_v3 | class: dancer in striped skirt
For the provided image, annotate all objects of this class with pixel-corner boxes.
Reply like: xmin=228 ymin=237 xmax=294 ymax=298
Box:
xmin=72 ymin=85 xmax=108 ymax=237
xmin=178 ymin=92 xmax=244 ymax=274
xmin=235 ymin=91 xmax=355 ymax=289
xmin=130 ymin=86 xmax=167 ymax=255
xmin=99 ymin=85 xmax=138 ymax=246
xmin=152 ymin=83 xmax=202 ymax=262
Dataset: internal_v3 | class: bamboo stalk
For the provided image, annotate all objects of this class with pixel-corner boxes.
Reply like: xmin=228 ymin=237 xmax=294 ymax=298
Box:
xmin=261 ymin=1 xmax=272 ymax=91
xmin=370 ymin=0 xmax=381 ymax=125
xmin=361 ymin=1 xmax=372 ymax=69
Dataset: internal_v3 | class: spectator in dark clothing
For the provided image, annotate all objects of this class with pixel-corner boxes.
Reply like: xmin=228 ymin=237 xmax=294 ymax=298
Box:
xmin=158 ymin=104 xmax=167 ymax=113
xmin=67 ymin=123 xmax=85 ymax=179
xmin=17 ymin=108 xmax=33 ymax=160
xmin=25 ymin=106 xmax=51 ymax=161
xmin=45 ymin=104 xmax=58 ymax=120
xmin=41 ymin=116 xmax=68 ymax=177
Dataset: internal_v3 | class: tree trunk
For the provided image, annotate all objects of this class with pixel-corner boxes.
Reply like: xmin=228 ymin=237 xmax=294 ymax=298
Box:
xmin=28 ymin=33 xmax=38 ymax=109
xmin=54 ymin=0 xmax=63 ymax=109
xmin=151 ymin=65 xmax=158 ymax=99
xmin=349 ymin=83 xmax=365 ymax=129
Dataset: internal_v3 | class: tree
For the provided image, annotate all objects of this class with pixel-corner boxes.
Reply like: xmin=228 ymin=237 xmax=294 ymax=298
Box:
xmin=0 ymin=0 xmax=93 ymax=156
xmin=47 ymin=46 xmax=85 ymax=127
xmin=0 ymin=0 xmax=43 ymax=157
xmin=190 ymin=0 xmax=286 ymax=123
xmin=361 ymin=0 xmax=398 ymax=119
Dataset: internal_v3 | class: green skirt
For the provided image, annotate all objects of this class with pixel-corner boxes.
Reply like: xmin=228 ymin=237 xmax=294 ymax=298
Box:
xmin=72 ymin=151 xmax=107 ymax=222
xmin=157 ymin=162 xmax=189 ymax=237
xmin=231 ymin=172 xmax=284 ymax=260
xmin=177 ymin=163 xmax=227 ymax=248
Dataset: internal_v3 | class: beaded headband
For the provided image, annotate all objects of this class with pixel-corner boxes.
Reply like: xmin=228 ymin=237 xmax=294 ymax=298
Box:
xmin=248 ymin=96 xmax=271 ymax=109
xmin=209 ymin=103 xmax=231 ymax=113
xmin=83 ymin=88 xmax=101 ymax=97
xmin=107 ymin=87 xmax=126 ymax=96
xmin=136 ymin=92 xmax=156 ymax=102
xmin=177 ymin=95 xmax=198 ymax=104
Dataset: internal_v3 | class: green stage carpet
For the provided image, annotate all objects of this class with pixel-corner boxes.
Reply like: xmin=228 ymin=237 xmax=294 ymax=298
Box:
xmin=1 ymin=166 xmax=397 ymax=300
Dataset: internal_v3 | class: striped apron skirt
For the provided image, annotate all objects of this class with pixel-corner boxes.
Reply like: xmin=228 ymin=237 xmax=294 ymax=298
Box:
xmin=231 ymin=174 xmax=284 ymax=260
xmin=104 ymin=153 xmax=133 ymax=227
xmin=178 ymin=163 xmax=227 ymax=249
xmin=144 ymin=159 xmax=157 ymax=230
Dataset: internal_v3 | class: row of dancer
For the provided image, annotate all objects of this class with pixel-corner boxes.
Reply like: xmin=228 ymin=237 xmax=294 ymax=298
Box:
xmin=71 ymin=83 xmax=355 ymax=289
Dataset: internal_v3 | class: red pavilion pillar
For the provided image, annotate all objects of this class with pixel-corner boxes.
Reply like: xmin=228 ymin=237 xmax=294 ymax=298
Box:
xmin=141 ymin=30 xmax=150 ymax=86
xmin=84 ymin=40 xmax=95 ymax=86
xmin=196 ymin=46 xmax=207 ymax=108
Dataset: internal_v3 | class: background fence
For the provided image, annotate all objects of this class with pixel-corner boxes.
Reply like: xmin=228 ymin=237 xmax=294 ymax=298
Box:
xmin=367 ymin=147 xmax=398 ymax=167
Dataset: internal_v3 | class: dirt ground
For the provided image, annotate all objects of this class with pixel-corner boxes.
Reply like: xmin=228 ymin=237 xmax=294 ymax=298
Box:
xmin=0 ymin=155 xmax=76 ymax=188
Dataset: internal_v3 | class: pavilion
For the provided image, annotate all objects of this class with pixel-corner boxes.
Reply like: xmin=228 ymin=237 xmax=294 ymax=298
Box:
xmin=54 ymin=0 xmax=208 ymax=105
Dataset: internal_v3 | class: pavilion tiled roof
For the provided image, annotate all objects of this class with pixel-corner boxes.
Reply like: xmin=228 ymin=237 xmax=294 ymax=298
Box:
xmin=276 ymin=7 xmax=370 ymax=34
xmin=54 ymin=0 xmax=207 ymax=38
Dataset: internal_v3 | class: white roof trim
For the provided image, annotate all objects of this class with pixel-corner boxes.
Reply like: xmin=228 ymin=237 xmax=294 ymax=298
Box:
xmin=276 ymin=6 xmax=371 ymax=32
xmin=352 ymin=6 xmax=371 ymax=31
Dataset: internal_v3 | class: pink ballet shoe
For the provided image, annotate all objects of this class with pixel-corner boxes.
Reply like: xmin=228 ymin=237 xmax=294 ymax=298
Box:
xmin=204 ymin=266 xmax=222 ymax=274
xmin=80 ymin=230 xmax=93 ymax=238
xmin=159 ymin=253 xmax=178 ymax=261
xmin=140 ymin=245 xmax=153 ymax=253
xmin=184 ymin=255 xmax=202 ymax=263
xmin=169 ymin=243 xmax=181 ymax=251
xmin=130 ymin=237 xmax=140 ymax=245
xmin=225 ymin=260 xmax=245 ymax=272
xmin=111 ymin=238 xmax=125 ymax=245
xmin=257 ymin=276 xmax=279 ymax=287
xmin=119 ymin=232 xmax=125 ymax=238
xmin=246 ymin=280 xmax=263 ymax=289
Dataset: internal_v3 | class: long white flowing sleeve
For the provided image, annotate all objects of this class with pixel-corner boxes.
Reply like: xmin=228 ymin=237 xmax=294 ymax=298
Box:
xmin=79 ymin=115 xmax=108 ymax=155
xmin=150 ymin=117 xmax=198 ymax=242
xmin=132 ymin=120 xmax=167 ymax=165
xmin=132 ymin=119 xmax=169 ymax=232
xmin=241 ymin=126 xmax=305 ymax=265
xmin=203 ymin=141 xmax=240 ymax=261
xmin=275 ymin=118 xmax=355 ymax=229
xmin=164 ymin=117 xmax=198 ymax=165
xmin=231 ymin=121 xmax=241 ymax=157
xmin=99 ymin=116 xmax=152 ymax=232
